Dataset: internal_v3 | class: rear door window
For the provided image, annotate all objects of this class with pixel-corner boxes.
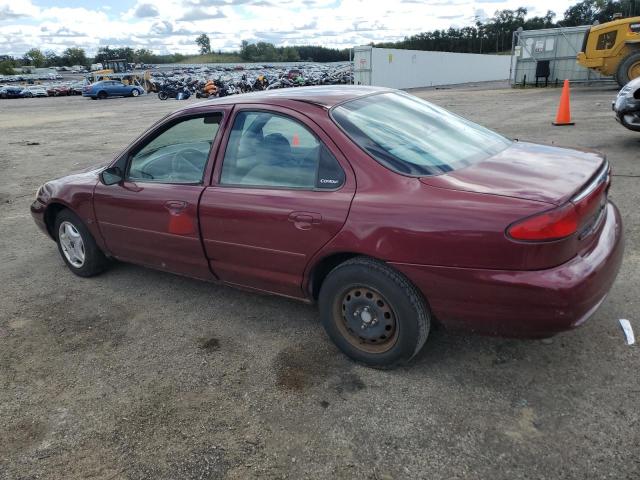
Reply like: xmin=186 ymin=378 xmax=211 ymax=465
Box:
xmin=220 ymin=111 xmax=345 ymax=189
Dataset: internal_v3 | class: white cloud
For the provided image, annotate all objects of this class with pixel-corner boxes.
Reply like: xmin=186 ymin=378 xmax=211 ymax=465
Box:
xmin=0 ymin=0 xmax=577 ymax=56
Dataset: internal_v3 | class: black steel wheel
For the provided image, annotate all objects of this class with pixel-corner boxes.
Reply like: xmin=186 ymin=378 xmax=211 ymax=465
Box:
xmin=335 ymin=286 xmax=399 ymax=354
xmin=319 ymin=257 xmax=430 ymax=368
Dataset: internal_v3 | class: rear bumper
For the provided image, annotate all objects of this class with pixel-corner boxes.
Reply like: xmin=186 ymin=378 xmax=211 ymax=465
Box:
xmin=392 ymin=202 xmax=624 ymax=338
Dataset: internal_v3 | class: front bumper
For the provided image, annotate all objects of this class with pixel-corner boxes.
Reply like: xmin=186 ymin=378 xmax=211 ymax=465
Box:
xmin=392 ymin=202 xmax=624 ymax=338
xmin=613 ymin=95 xmax=640 ymax=132
xmin=30 ymin=199 xmax=50 ymax=237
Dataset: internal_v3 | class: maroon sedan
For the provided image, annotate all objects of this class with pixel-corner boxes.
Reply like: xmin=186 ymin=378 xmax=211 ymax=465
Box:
xmin=31 ymin=86 xmax=624 ymax=367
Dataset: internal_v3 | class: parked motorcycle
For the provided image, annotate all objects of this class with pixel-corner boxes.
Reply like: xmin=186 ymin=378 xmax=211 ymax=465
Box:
xmin=157 ymin=80 xmax=191 ymax=100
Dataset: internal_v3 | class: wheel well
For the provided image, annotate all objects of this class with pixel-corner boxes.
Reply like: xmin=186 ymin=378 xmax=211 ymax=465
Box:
xmin=308 ymin=252 xmax=362 ymax=300
xmin=44 ymin=203 xmax=67 ymax=239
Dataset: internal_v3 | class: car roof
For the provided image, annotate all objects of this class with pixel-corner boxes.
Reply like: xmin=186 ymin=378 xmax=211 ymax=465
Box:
xmin=191 ymin=85 xmax=393 ymax=110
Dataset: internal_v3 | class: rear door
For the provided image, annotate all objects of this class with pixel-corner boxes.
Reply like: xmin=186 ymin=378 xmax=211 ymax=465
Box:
xmin=94 ymin=108 xmax=230 ymax=279
xmin=199 ymin=105 xmax=355 ymax=298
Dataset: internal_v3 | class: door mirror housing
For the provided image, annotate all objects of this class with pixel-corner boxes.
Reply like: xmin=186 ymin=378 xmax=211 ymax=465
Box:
xmin=100 ymin=166 xmax=123 ymax=185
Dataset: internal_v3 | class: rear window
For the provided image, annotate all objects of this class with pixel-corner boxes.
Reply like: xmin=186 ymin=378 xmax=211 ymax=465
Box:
xmin=331 ymin=92 xmax=511 ymax=176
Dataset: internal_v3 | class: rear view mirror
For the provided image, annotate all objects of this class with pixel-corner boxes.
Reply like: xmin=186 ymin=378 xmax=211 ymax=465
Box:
xmin=100 ymin=166 xmax=123 ymax=185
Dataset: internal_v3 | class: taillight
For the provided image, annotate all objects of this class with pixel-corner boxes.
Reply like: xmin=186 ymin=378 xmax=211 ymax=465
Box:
xmin=507 ymin=203 xmax=579 ymax=242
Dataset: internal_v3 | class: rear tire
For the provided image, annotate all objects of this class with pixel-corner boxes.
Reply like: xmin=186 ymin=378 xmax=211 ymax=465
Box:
xmin=158 ymin=91 xmax=168 ymax=100
xmin=318 ymin=257 xmax=430 ymax=368
xmin=54 ymin=209 xmax=109 ymax=277
xmin=616 ymin=51 xmax=640 ymax=87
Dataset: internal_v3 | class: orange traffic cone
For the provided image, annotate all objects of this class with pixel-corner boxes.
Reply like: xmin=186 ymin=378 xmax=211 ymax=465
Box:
xmin=553 ymin=79 xmax=574 ymax=126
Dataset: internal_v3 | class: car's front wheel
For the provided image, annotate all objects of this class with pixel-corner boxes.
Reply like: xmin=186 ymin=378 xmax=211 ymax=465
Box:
xmin=54 ymin=209 xmax=109 ymax=277
xmin=97 ymin=91 xmax=108 ymax=100
xmin=319 ymin=257 xmax=430 ymax=368
xmin=131 ymin=89 xmax=140 ymax=97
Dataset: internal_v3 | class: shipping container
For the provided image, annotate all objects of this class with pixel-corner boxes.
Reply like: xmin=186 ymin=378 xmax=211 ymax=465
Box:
xmin=353 ymin=46 xmax=511 ymax=89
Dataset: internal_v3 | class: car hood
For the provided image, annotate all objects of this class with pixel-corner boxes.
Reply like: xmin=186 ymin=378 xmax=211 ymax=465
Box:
xmin=420 ymin=141 xmax=605 ymax=206
xmin=49 ymin=163 xmax=105 ymax=185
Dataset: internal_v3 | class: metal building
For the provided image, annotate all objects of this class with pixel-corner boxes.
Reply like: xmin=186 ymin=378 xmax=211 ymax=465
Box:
xmin=510 ymin=26 xmax=613 ymax=85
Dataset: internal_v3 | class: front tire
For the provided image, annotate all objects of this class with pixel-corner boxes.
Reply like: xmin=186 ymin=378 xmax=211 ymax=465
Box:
xmin=97 ymin=91 xmax=108 ymax=100
xmin=318 ymin=257 xmax=430 ymax=368
xmin=158 ymin=91 xmax=168 ymax=100
xmin=131 ymin=89 xmax=140 ymax=97
xmin=54 ymin=209 xmax=109 ymax=277
xmin=616 ymin=51 xmax=640 ymax=87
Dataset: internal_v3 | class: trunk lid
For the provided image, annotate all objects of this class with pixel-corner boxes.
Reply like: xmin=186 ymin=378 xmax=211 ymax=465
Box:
xmin=420 ymin=141 xmax=605 ymax=206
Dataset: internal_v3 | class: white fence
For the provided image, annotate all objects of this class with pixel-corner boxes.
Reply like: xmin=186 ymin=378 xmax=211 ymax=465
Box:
xmin=353 ymin=46 xmax=511 ymax=89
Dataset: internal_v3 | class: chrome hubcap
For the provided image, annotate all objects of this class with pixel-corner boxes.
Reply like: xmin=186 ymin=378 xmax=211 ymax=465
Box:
xmin=58 ymin=221 xmax=85 ymax=268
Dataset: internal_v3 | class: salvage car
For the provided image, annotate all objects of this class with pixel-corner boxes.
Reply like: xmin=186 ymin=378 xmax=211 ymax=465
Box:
xmin=613 ymin=76 xmax=640 ymax=132
xmin=21 ymin=85 xmax=48 ymax=97
xmin=0 ymin=85 xmax=25 ymax=99
xmin=46 ymin=85 xmax=71 ymax=96
xmin=82 ymin=80 xmax=145 ymax=99
xmin=31 ymin=86 xmax=624 ymax=367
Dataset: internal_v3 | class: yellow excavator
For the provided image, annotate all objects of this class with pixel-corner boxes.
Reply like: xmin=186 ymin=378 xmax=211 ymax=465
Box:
xmin=577 ymin=15 xmax=640 ymax=86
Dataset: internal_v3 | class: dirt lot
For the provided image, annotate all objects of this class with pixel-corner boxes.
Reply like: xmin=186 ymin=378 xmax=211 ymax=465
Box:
xmin=1 ymin=85 xmax=639 ymax=480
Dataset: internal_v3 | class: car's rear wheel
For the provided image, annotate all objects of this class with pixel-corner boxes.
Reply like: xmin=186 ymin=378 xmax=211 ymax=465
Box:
xmin=131 ymin=89 xmax=140 ymax=97
xmin=54 ymin=209 xmax=109 ymax=277
xmin=319 ymin=257 xmax=430 ymax=368
xmin=158 ymin=91 xmax=168 ymax=100
xmin=97 ymin=91 xmax=108 ymax=100
xmin=616 ymin=51 xmax=640 ymax=87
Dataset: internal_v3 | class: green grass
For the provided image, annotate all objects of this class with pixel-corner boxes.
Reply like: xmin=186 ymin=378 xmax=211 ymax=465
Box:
xmin=178 ymin=53 xmax=243 ymax=64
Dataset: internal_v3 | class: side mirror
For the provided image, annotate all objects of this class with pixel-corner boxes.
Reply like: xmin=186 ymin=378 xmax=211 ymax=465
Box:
xmin=100 ymin=166 xmax=123 ymax=185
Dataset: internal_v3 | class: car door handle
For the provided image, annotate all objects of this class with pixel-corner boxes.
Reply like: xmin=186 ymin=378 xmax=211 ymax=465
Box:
xmin=164 ymin=200 xmax=188 ymax=214
xmin=288 ymin=211 xmax=322 ymax=230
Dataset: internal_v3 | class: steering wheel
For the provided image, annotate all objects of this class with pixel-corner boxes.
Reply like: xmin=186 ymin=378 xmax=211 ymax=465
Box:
xmin=171 ymin=148 xmax=204 ymax=181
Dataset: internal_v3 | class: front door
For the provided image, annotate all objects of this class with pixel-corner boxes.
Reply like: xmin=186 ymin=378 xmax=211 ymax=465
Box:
xmin=199 ymin=107 xmax=355 ymax=298
xmin=94 ymin=111 xmax=226 ymax=280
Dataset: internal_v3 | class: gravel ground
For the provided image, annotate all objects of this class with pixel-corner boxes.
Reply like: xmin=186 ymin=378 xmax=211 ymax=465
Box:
xmin=1 ymin=85 xmax=639 ymax=480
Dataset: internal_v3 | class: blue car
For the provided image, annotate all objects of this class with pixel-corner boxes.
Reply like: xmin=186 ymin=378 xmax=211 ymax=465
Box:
xmin=1 ymin=85 xmax=25 ymax=99
xmin=82 ymin=80 xmax=145 ymax=100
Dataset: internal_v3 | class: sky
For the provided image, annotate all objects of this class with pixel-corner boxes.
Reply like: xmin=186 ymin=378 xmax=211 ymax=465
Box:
xmin=0 ymin=0 xmax=578 ymax=56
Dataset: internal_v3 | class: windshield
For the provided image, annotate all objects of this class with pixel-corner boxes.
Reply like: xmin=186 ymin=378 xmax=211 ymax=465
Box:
xmin=331 ymin=92 xmax=512 ymax=176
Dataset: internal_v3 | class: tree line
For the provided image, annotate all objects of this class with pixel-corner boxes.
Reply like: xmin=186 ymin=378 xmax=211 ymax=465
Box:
xmin=376 ymin=0 xmax=639 ymax=54
xmin=0 ymin=0 xmax=637 ymax=75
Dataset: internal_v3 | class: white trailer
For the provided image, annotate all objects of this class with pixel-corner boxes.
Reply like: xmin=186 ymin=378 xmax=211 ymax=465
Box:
xmin=353 ymin=46 xmax=511 ymax=89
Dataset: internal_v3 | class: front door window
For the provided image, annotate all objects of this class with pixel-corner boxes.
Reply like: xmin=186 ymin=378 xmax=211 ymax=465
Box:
xmin=128 ymin=114 xmax=222 ymax=184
